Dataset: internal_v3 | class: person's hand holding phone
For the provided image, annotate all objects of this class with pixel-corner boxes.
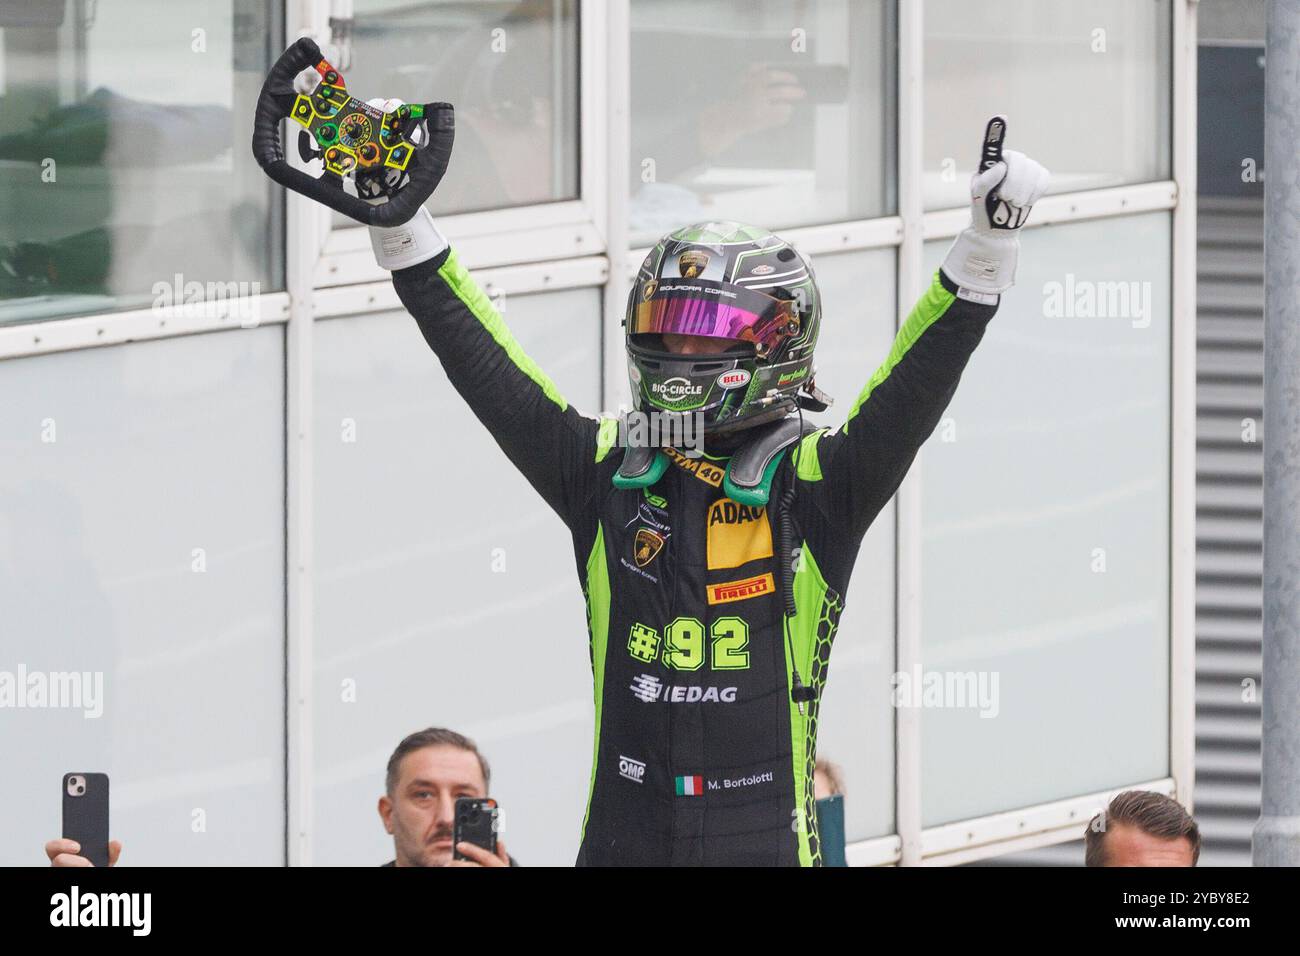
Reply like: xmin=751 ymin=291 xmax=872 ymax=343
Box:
xmin=45 ymin=838 xmax=122 ymax=867
xmin=445 ymin=839 xmax=510 ymax=867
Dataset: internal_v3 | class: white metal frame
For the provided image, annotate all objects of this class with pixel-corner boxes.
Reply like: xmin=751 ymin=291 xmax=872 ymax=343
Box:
xmin=1168 ymin=0 xmax=1199 ymax=818
xmin=0 ymin=0 xmax=1197 ymax=869
xmin=314 ymin=0 xmax=609 ymax=289
xmin=894 ymin=0 xmax=926 ymax=870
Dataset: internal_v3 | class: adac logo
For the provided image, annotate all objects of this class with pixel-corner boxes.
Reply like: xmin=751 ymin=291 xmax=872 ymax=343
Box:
xmin=642 ymin=279 xmax=657 ymax=300
xmin=678 ymin=250 xmax=710 ymax=278
xmin=708 ymin=500 xmax=766 ymax=527
xmin=706 ymin=498 xmax=773 ymax=570
xmin=634 ymin=528 xmax=665 ymax=568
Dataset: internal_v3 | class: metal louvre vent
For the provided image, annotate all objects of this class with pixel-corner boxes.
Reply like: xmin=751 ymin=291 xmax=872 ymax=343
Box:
xmin=1189 ymin=195 xmax=1264 ymax=867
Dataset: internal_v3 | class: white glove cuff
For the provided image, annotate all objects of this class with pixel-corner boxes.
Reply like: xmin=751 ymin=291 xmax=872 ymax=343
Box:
xmin=369 ymin=206 xmax=450 ymax=272
xmin=940 ymin=227 xmax=1020 ymax=297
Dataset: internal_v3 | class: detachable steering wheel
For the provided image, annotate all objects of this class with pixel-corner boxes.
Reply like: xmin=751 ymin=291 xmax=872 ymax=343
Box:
xmin=252 ymin=37 xmax=454 ymax=226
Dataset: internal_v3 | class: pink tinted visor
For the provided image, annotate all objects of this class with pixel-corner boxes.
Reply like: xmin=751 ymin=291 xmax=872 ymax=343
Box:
xmin=630 ymin=282 xmax=797 ymax=355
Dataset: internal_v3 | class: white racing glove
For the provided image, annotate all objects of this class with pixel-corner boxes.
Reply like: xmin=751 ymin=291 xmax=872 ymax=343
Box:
xmin=363 ymin=96 xmax=449 ymax=271
xmin=941 ymin=145 xmax=1050 ymax=299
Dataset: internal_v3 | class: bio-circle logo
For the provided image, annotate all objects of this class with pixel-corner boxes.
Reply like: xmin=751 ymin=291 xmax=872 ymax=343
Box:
xmin=652 ymin=377 xmax=703 ymax=400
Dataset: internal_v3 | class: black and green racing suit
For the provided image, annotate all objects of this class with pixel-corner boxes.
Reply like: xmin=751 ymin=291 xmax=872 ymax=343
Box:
xmin=392 ymin=247 xmax=998 ymax=866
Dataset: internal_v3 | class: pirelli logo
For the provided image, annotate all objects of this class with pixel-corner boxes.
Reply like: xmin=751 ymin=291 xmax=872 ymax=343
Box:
xmin=707 ymin=572 xmax=775 ymax=605
xmin=663 ymin=445 xmax=724 ymax=488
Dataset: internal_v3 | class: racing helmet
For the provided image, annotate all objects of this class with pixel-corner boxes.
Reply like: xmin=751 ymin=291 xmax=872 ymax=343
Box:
xmin=624 ymin=221 xmax=826 ymax=436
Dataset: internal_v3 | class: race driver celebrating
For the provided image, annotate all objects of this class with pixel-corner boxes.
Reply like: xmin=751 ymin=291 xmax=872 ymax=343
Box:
xmin=368 ymin=108 xmax=1048 ymax=865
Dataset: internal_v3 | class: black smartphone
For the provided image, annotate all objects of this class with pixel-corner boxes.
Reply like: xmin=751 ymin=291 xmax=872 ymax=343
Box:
xmin=62 ymin=773 xmax=110 ymax=867
xmin=452 ymin=796 xmax=499 ymax=861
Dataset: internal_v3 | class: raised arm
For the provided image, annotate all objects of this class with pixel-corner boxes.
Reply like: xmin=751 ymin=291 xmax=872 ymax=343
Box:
xmin=374 ymin=208 xmax=605 ymax=530
xmin=795 ymin=137 xmax=1050 ymax=545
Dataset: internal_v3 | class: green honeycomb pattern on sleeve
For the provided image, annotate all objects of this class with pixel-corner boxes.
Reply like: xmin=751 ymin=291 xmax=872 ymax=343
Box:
xmin=799 ymin=585 xmax=844 ymax=867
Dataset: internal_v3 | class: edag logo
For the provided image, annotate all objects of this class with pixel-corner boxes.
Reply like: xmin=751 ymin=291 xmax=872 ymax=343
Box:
xmin=630 ymin=674 xmax=738 ymax=703
xmin=652 ymin=377 xmax=704 ymax=401
xmin=717 ymin=369 xmax=750 ymax=390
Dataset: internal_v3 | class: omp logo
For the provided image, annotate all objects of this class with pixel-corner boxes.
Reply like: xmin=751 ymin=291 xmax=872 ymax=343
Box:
xmin=50 ymin=887 xmax=151 ymax=936
xmin=619 ymin=755 xmax=647 ymax=784
xmin=651 ymin=377 xmax=703 ymax=401
xmin=717 ymin=369 xmax=750 ymax=389
xmin=707 ymin=573 xmax=775 ymax=605
xmin=630 ymin=674 xmax=738 ymax=703
xmin=663 ymin=446 xmax=724 ymax=488
xmin=706 ymin=499 xmax=773 ymax=570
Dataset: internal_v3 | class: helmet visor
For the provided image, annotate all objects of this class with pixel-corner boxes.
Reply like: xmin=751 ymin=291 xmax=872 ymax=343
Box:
xmin=630 ymin=281 xmax=797 ymax=356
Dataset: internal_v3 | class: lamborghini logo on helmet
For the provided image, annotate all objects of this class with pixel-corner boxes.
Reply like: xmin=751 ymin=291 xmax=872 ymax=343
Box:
xmin=678 ymin=250 xmax=710 ymax=278
xmin=634 ymin=528 xmax=665 ymax=568
xmin=642 ymin=280 xmax=657 ymax=300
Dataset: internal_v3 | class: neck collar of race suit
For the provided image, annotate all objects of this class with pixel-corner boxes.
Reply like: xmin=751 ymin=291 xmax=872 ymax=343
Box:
xmin=612 ymin=416 xmax=817 ymax=506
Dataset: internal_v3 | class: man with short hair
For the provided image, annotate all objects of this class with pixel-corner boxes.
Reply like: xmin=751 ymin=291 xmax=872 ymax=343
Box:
xmin=379 ymin=726 xmax=515 ymax=867
xmin=1084 ymin=790 xmax=1200 ymax=867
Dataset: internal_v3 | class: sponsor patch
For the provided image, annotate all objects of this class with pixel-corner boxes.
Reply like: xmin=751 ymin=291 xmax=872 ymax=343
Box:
xmin=707 ymin=572 xmax=775 ymax=605
xmin=650 ymin=376 xmax=704 ymax=403
xmin=706 ymin=498 xmax=773 ymax=569
xmin=634 ymin=528 xmax=665 ymax=568
xmin=663 ymin=445 xmax=724 ymax=487
xmin=717 ymin=368 xmax=751 ymax=390
xmin=630 ymin=674 xmax=738 ymax=703
xmin=619 ymin=755 xmax=646 ymax=784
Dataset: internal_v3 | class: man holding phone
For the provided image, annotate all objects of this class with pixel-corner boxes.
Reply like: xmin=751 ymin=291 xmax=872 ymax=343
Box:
xmin=379 ymin=727 xmax=515 ymax=868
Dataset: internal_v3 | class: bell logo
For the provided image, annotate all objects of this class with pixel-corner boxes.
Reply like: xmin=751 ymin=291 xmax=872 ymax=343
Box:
xmin=717 ymin=369 xmax=751 ymax=390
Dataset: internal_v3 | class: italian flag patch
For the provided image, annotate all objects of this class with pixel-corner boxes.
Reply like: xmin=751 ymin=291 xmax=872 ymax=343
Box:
xmin=675 ymin=775 xmax=704 ymax=796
